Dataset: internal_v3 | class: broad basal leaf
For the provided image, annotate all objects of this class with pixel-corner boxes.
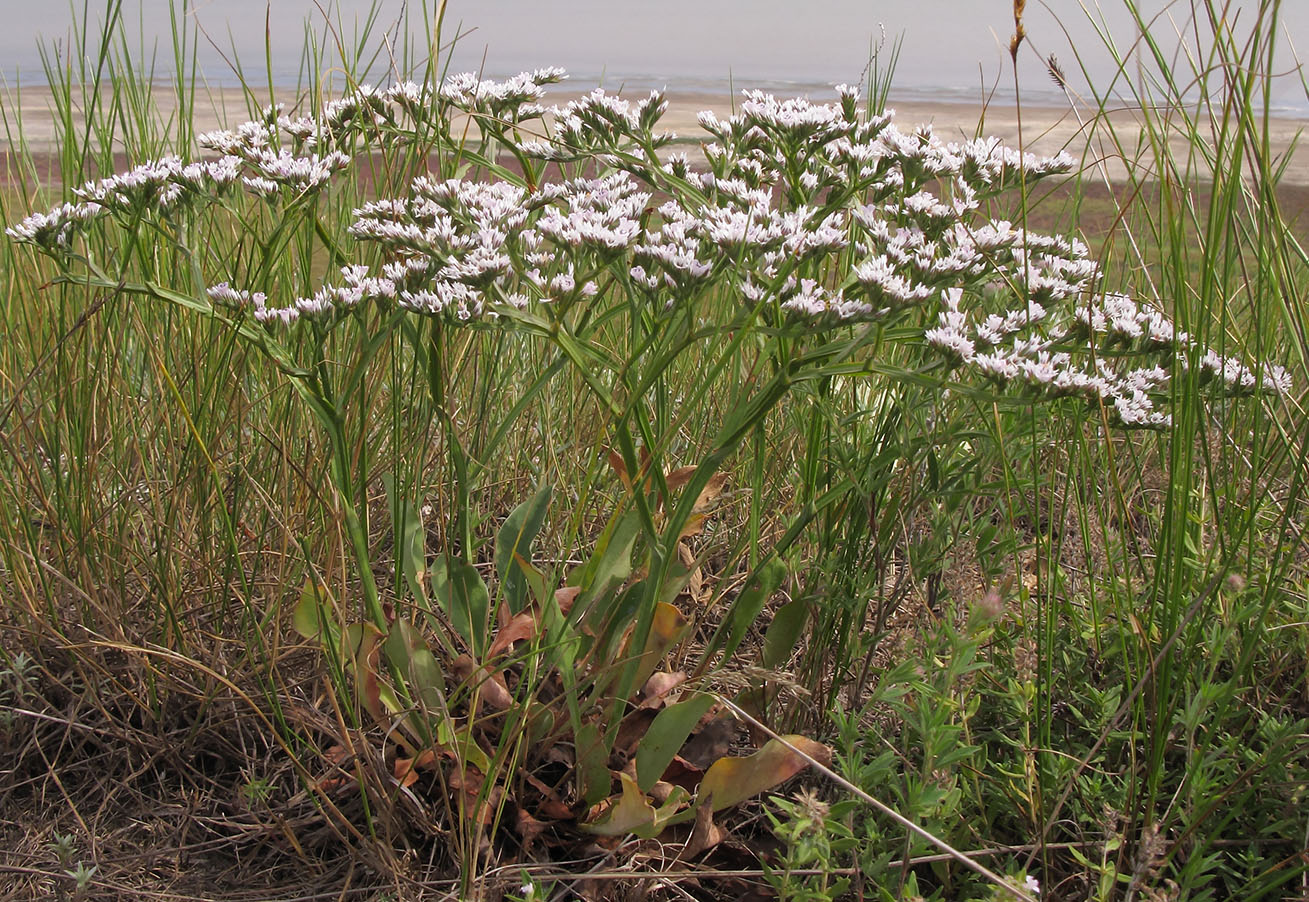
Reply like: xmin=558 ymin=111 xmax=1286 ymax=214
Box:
xmin=636 ymin=692 xmax=716 ymax=792
xmin=582 ymin=772 xmax=657 ymax=837
xmin=696 ymin=735 xmax=830 ymax=812
xmin=429 ymin=554 xmax=491 ymax=657
xmin=495 ymin=484 xmax=552 ymax=613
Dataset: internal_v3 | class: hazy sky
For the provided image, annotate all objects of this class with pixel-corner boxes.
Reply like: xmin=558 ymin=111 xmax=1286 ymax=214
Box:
xmin=2 ymin=2 xmax=1305 ymax=108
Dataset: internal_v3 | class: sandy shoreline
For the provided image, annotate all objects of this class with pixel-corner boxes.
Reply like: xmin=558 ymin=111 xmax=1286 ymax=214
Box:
xmin=2 ymin=84 xmax=1305 ymax=185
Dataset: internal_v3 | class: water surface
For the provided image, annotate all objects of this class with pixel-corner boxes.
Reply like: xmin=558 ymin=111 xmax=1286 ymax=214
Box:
xmin=3 ymin=2 xmax=1305 ymax=111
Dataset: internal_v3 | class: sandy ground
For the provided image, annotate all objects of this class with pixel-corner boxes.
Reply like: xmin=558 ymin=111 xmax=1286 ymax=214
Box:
xmin=1 ymin=84 xmax=1305 ymax=185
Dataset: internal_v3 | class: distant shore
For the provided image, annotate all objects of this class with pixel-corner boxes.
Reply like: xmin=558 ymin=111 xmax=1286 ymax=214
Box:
xmin=2 ymin=84 xmax=1306 ymax=186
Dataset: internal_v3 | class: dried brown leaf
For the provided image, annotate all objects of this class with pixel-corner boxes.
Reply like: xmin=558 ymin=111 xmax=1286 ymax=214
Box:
xmin=614 ymin=707 xmax=658 ymax=760
xmin=680 ymin=715 xmax=739 ymax=769
xmin=640 ymin=670 xmax=687 ymax=707
xmin=487 ymin=610 xmax=538 ymax=659
xmin=606 ymin=447 xmax=631 ymax=491
xmin=452 ymin=654 xmax=515 ymax=711
xmin=555 ymin=585 xmax=581 ymax=613
xmin=683 ymin=800 xmax=725 ymax=858
xmin=659 ymin=755 xmax=706 ymax=793
xmin=517 ymin=808 xmax=548 ymax=849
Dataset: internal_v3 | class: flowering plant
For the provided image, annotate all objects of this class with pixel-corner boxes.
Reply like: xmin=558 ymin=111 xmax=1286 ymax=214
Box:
xmin=8 ymin=70 xmax=1289 ymax=862
xmin=12 ymin=73 xmax=1285 ymax=427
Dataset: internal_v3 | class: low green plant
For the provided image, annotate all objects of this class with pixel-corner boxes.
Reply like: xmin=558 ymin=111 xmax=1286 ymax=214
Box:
xmin=48 ymin=831 xmax=77 ymax=869
xmin=765 ymin=790 xmax=858 ymax=901
xmin=63 ymin=862 xmax=97 ymax=896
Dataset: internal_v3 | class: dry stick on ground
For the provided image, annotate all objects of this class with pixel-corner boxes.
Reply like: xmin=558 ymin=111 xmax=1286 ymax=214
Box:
xmin=476 ymin=841 xmax=1115 ymax=890
xmin=713 ymin=695 xmax=1040 ymax=902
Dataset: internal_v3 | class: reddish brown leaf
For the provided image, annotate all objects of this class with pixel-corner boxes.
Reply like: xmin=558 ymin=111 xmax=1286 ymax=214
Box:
xmin=659 ymin=755 xmax=706 ymax=794
xmin=639 ymin=447 xmax=653 ymax=491
xmin=517 ymin=808 xmax=548 ymax=849
xmin=663 ymin=465 xmax=699 ymax=501
xmin=522 ymin=771 xmax=575 ymax=820
xmin=554 ymin=585 xmax=581 ymax=613
xmin=683 ymin=799 xmax=725 ymax=858
xmin=614 ymin=707 xmax=658 ymax=760
xmin=606 ymin=447 xmax=631 ymax=491
xmin=351 ymin=624 xmax=387 ymax=727
xmin=680 ymin=715 xmax=739 ymax=769
xmin=448 ymin=765 xmax=484 ymax=793
xmin=393 ymin=748 xmax=438 ymax=788
xmin=317 ymin=774 xmax=351 ymax=793
xmin=487 ymin=610 xmax=539 ymax=659
xmin=664 ymin=469 xmax=728 ymax=535
xmin=640 ymin=670 xmax=687 ymax=707
xmin=450 ymin=766 xmax=500 ymax=825
xmin=316 ymin=745 xmax=354 ymax=793
xmin=452 ymin=654 xmax=515 ymax=711
xmin=393 ymin=758 xmax=421 ymax=788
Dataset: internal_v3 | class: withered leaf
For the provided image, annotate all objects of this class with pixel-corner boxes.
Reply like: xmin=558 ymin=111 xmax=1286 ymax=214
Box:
xmin=696 ymin=736 xmax=831 ymax=812
xmin=516 ymin=808 xmax=548 ymax=849
xmin=640 ymin=670 xmax=687 ymax=707
xmin=522 ymin=771 xmax=575 ymax=820
xmin=581 ymin=772 xmax=658 ymax=837
xmin=554 ymin=585 xmax=581 ymax=614
xmin=680 ymin=714 xmax=740 ymax=769
xmin=682 ymin=799 xmax=725 ymax=858
xmin=452 ymin=654 xmax=515 ymax=711
xmin=614 ymin=707 xmax=658 ymax=760
xmin=393 ymin=748 xmax=438 ymax=788
xmin=487 ymin=610 xmax=538 ymax=659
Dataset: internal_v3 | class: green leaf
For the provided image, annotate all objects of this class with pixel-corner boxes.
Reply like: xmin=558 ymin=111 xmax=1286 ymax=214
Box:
xmin=650 ymin=785 xmax=692 ymax=835
xmin=437 ymin=718 xmax=492 ymax=774
xmin=430 ymin=554 xmax=491 ymax=657
xmin=292 ymin=580 xmax=338 ymax=645
xmin=581 ymin=772 xmax=656 ymax=837
xmin=636 ymin=693 xmax=716 ymax=792
xmin=574 ymin=508 xmax=640 ymax=625
xmin=719 ymin=558 xmax=787 ymax=661
xmin=495 ymin=484 xmax=552 ymax=613
xmin=575 ymin=721 xmax=613 ymax=807
xmin=383 ymin=474 xmax=429 ymax=606
xmin=394 ymin=619 xmax=446 ymax=713
xmin=762 ymin=599 xmax=809 ymax=669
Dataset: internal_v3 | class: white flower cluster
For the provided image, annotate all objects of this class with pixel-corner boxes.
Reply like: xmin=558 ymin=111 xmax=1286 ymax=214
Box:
xmin=520 ymin=89 xmax=673 ymax=161
xmin=535 ymin=172 xmax=648 ymax=253
xmin=6 ymin=155 xmax=240 ymax=248
xmin=8 ymin=72 xmax=1290 ymax=425
xmin=6 ymin=202 xmax=104 ymax=249
xmin=440 ymin=66 xmax=566 ymax=121
xmin=923 ymin=285 xmax=1291 ymax=426
xmin=6 ymin=71 xmax=571 ymax=251
xmin=198 ymin=113 xmax=351 ymax=197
